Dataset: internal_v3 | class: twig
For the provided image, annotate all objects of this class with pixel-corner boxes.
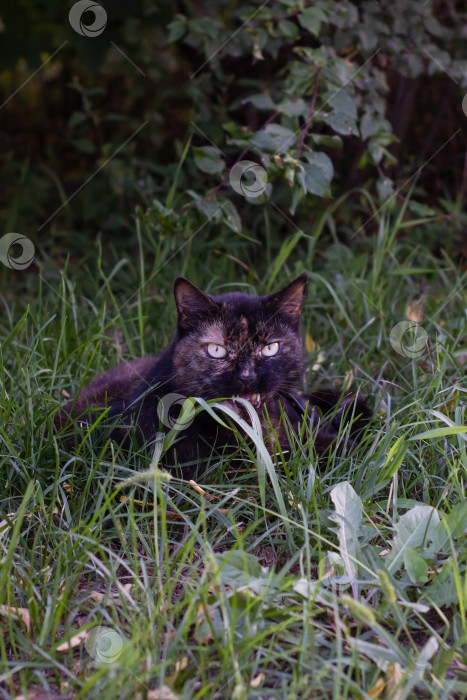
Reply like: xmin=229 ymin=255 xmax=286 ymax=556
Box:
xmin=296 ymin=69 xmax=321 ymax=159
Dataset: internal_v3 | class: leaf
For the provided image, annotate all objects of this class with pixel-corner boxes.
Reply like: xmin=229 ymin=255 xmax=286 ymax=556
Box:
xmin=403 ymin=548 xmax=429 ymax=584
xmin=70 ymin=138 xmax=95 ymax=154
xmin=324 ymin=111 xmax=359 ymax=137
xmin=409 ymin=426 xmax=467 ymax=441
xmin=376 ymin=177 xmax=394 ymax=201
xmin=250 ymin=124 xmax=296 ymax=154
xmin=311 ymin=133 xmax=342 ymax=149
xmin=195 ymin=603 xmax=224 ymax=643
xmin=56 ymin=628 xmax=88 ymax=651
xmin=346 ymin=638 xmax=403 ymax=670
xmin=243 ymin=93 xmax=275 ymax=110
xmin=167 ymin=15 xmax=187 ymax=43
xmin=405 ymin=298 xmax=425 ymax=323
xmin=276 ymin=98 xmax=308 ymax=117
xmin=412 ymin=637 xmax=439 ymax=680
xmin=192 ymin=146 xmax=225 ymax=174
xmin=425 ymin=561 xmax=460 ymax=607
xmin=439 ymin=500 xmax=467 ymax=539
xmin=221 ymin=199 xmax=242 ymax=232
xmin=328 ymin=481 xmax=363 ymax=581
xmin=68 ymin=111 xmax=88 ymax=129
xmin=360 ymin=113 xmax=392 ymax=140
xmin=298 ymin=7 xmax=327 ymax=37
xmin=215 ymin=551 xmax=271 ymax=594
xmin=194 ymin=197 xmax=225 ymax=222
xmin=367 ymin=677 xmax=386 ymax=698
xmin=323 ymin=90 xmax=357 ymax=119
xmin=385 ymin=662 xmax=403 ymax=700
xmin=0 ymin=605 xmax=30 ymax=632
xmin=300 ymin=151 xmax=334 ymax=197
xmin=387 ymin=506 xmax=441 ymax=574
xmin=278 ymin=19 xmax=299 ymax=38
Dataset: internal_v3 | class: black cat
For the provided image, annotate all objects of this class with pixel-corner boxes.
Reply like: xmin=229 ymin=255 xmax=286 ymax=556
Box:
xmin=56 ymin=275 xmax=369 ymax=474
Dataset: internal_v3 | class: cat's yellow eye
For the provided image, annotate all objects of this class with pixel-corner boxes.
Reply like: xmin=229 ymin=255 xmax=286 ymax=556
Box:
xmin=206 ymin=343 xmax=227 ymax=359
xmin=261 ymin=342 xmax=280 ymax=357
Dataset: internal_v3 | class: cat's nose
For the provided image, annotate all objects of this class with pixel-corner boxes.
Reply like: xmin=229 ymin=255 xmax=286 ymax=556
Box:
xmin=238 ymin=365 xmax=256 ymax=386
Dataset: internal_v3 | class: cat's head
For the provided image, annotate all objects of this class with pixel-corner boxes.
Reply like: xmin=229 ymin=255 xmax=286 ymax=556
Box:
xmin=170 ymin=275 xmax=307 ymax=405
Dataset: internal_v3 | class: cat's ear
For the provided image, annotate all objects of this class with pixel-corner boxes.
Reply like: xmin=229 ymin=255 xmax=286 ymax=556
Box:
xmin=174 ymin=277 xmax=214 ymax=328
xmin=266 ymin=274 xmax=307 ymax=327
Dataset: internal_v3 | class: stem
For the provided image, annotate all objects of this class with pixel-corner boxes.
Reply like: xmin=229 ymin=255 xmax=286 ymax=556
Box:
xmin=296 ymin=69 xmax=321 ymax=159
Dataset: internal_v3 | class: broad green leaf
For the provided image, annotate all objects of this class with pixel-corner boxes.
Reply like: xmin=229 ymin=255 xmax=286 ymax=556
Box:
xmin=403 ymin=548 xmax=429 ymax=584
xmin=311 ymin=133 xmax=342 ymax=149
xmin=221 ymin=199 xmax=242 ymax=233
xmin=215 ymin=551 xmax=271 ymax=594
xmin=250 ymin=124 xmax=296 ymax=153
xmin=438 ymin=501 xmax=467 ymax=539
xmin=243 ymin=93 xmax=275 ymax=110
xmin=167 ymin=14 xmax=187 ymax=42
xmin=293 ymin=46 xmax=328 ymax=67
xmin=193 ymin=146 xmax=225 ymax=174
xmin=387 ymin=506 xmax=441 ymax=573
xmin=70 ymin=138 xmax=95 ymax=154
xmin=298 ymin=7 xmax=327 ymax=37
xmin=324 ymin=111 xmax=359 ymax=137
xmin=194 ymin=197 xmax=225 ymax=222
xmin=328 ymin=481 xmax=363 ymax=581
xmin=424 ymin=561 xmax=460 ymax=607
xmin=377 ymin=177 xmax=394 ymax=201
xmin=323 ymin=90 xmax=357 ymax=119
xmin=277 ymin=98 xmax=308 ymax=117
xmin=299 ymin=151 xmax=334 ymax=197
xmin=360 ymin=112 xmax=392 ymax=140
xmin=278 ymin=19 xmax=299 ymax=38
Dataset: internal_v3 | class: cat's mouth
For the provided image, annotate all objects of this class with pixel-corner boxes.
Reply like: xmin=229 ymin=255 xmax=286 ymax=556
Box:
xmin=232 ymin=393 xmax=263 ymax=408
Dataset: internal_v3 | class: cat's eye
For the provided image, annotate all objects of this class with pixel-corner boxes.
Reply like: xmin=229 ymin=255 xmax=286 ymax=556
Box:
xmin=206 ymin=343 xmax=227 ymax=359
xmin=261 ymin=342 xmax=280 ymax=357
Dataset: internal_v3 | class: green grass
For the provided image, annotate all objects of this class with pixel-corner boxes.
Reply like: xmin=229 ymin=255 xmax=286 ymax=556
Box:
xmin=1 ymin=206 xmax=466 ymax=699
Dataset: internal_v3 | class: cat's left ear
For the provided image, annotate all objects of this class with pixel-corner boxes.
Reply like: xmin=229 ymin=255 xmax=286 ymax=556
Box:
xmin=174 ymin=277 xmax=214 ymax=329
xmin=266 ymin=274 xmax=307 ymax=327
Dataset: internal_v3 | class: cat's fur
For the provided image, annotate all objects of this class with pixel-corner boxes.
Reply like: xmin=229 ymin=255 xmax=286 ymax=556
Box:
xmin=55 ymin=275 xmax=369 ymax=475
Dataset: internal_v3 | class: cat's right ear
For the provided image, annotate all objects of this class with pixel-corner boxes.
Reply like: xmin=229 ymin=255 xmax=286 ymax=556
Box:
xmin=174 ymin=278 xmax=214 ymax=329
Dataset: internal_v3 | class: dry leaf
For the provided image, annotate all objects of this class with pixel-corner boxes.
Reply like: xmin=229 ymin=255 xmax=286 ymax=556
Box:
xmin=305 ymin=332 xmax=316 ymax=353
xmin=0 ymin=604 xmax=31 ymax=632
xmin=405 ymin=298 xmax=425 ymax=323
xmin=366 ymin=677 xmax=385 ymax=698
xmin=189 ymin=480 xmax=206 ymax=497
xmin=385 ymin=662 xmax=403 ymax=700
xmin=116 ymin=517 xmax=128 ymax=545
xmin=250 ymin=672 xmax=265 ymax=688
xmin=171 ymin=657 xmax=188 ymax=676
xmin=312 ymin=351 xmax=326 ymax=372
xmin=56 ymin=629 xmax=88 ymax=652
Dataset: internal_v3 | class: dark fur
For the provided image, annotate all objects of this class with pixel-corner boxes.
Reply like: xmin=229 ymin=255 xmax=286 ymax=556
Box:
xmin=56 ymin=275 xmax=370 ymax=475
